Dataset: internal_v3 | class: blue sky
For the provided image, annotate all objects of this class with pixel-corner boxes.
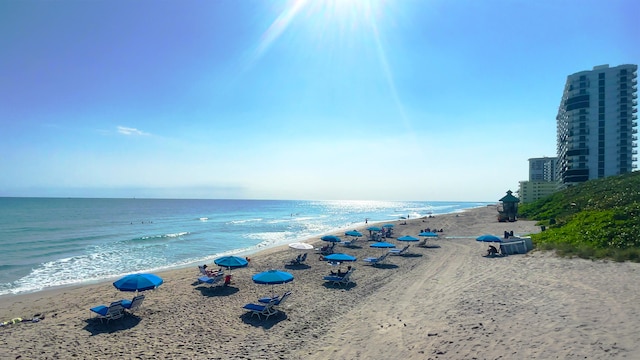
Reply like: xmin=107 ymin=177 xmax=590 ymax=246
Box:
xmin=1 ymin=0 xmax=638 ymax=201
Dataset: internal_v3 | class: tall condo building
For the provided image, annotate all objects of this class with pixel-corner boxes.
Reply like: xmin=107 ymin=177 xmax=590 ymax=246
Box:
xmin=556 ymin=64 xmax=638 ymax=186
xmin=528 ymin=157 xmax=558 ymax=182
xmin=518 ymin=157 xmax=558 ymax=203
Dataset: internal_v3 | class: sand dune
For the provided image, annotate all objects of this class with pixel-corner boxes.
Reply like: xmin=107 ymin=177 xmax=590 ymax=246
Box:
xmin=2 ymin=205 xmax=639 ymax=359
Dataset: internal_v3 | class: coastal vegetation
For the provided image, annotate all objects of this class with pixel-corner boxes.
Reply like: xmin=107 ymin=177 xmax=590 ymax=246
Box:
xmin=517 ymin=171 xmax=640 ymax=262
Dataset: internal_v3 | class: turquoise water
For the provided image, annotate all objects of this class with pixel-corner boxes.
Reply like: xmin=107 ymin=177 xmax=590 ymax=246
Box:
xmin=0 ymin=198 xmax=490 ymax=295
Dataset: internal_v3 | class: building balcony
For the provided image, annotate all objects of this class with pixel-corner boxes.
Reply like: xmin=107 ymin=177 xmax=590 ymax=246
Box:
xmin=633 ymin=135 xmax=638 ymax=141
xmin=633 ymin=100 xmax=638 ymax=106
xmin=633 ymin=164 xmax=638 ymax=169
xmin=634 ymin=108 xmax=638 ymax=113
xmin=633 ymin=93 xmax=638 ymax=99
xmin=633 ymin=129 xmax=638 ymax=134
xmin=633 ymin=157 xmax=638 ymax=162
xmin=632 ymin=79 xmax=638 ymax=86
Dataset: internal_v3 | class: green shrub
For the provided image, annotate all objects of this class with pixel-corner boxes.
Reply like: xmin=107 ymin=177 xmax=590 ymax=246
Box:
xmin=523 ymin=172 xmax=640 ymax=262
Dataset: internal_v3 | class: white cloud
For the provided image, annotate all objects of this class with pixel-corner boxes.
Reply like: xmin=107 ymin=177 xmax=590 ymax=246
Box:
xmin=117 ymin=126 xmax=150 ymax=136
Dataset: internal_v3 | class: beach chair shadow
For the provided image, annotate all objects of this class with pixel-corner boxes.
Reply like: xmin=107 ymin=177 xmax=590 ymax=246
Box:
xmin=342 ymin=243 xmax=363 ymax=249
xmin=284 ymin=263 xmax=311 ymax=270
xmin=418 ymin=243 xmax=441 ymax=249
xmin=239 ymin=311 xmax=288 ymax=329
xmin=83 ymin=315 xmax=141 ymax=335
xmin=400 ymin=253 xmax=423 ymax=258
xmin=322 ymin=281 xmax=356 ymax=290
xmin=371 ymin=263 xmax=398 ymax=269
xmin=195 ymin=285 xmax=239 ymax=297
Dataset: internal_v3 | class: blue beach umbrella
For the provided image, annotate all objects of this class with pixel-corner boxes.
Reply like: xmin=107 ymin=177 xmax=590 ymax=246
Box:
xmin=476 ymin=234 xmax=502 ymax=243
xmin=113 ymin=273 xmax=163 ymax=292
xmin=419 ymin=232 xmax=439 ymax=237
xmin=324 ymin=253 xmax=357 ymax=262
xmin=321 ymin=235 xmax=341 ymax=243
xmin=345 ymin=230 xmax=363 ymax=237
xmin=383 ymin=224 xmax=395 ymax=228
xmin=252 ymin=270 xmax=294 ymax=285
xmin=397 ymin=235 xmax=419 ymax=242
xmin=366 ymin=226 xmax=382 ymax=232
xmin=214 ymin=256 xmax=249 ymax=269
xmin=370 ymin=242 xmax=396 ymax=248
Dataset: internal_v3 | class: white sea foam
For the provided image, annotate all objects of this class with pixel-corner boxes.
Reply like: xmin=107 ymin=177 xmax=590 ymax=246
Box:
xmin=0 ymin=199 xmax=489 ymax=296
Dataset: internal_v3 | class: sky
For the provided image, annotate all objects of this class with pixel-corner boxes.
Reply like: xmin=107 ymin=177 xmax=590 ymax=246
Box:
xmin=0 ymin=0 xmax=638 ymax=201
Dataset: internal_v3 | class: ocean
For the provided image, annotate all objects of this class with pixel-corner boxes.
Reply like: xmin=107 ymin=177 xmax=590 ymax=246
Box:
xmin=0 ymin=198 xmax=490 ymax=296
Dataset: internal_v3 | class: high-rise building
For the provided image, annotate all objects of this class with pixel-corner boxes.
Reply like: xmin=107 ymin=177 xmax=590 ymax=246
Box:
xmin=528 ymin=157 xmax=558 ymax=182
xmin=556 ymin=64 xmax=638 ymax=186
xmin=517 ymin=157 xmax=558 ymax=203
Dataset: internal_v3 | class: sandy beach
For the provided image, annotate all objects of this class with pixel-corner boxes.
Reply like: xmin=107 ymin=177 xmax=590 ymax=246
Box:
xmin=2 ymin=205 xmax=639 ymax=359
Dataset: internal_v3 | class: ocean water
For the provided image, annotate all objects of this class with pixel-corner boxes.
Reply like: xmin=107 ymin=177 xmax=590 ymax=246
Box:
xmin=0 ymin=198 xmax=490 ymax=296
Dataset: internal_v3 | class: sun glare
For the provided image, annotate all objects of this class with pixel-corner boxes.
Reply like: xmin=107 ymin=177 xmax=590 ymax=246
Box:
xmin=247 ymin=0 xmax=389 ymax=67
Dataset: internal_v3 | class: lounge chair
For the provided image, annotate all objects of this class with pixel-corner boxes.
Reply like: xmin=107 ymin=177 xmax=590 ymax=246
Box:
xmin=389 ymin=245 xmax=410 ymax=256
xmin=199 ymin=265 xmax=223 ymax=278
xmin=246 ymin=291 xmax=292 ymax=320
xmin=273 ymin=291 xmax=292 ymax=308
xmin=90 ymin=300 xmax=125 ymax=323
xmin=243 ymin=299 xmax=278 ymax=320
xmin=198 ymin=265 xmax=226 ymax=286
xmin=198 ymin=273 xmax=225 ymax=286
xmin=323 ymin=268 xmax=355 ymax=286
xmin=362 ymin=253 xmax=389 ymax=266
xmin=287 ymin=253 xmax=307 ymax=266
xmin=342 ymin=238 xmax=359 ymax=247
xmin=121 ymin=294 xmax=145 ymax=314
xmin=316 ymin=243 xmax=335 ymax=255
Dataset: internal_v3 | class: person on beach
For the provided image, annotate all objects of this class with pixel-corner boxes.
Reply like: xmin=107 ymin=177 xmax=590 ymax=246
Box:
xmin=487 ymin=245 xmax=499 ymax=256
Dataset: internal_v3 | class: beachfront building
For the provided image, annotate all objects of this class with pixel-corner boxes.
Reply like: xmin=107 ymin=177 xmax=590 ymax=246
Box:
xmin=518 ymin=157 xmax=559 ymax=203
xmin=556 ymin=64 xmax=638 ymax=187
xmin=528 ymin=157 xmax=558 ymax=182
xmin=518 ymin=180 xmax=558 ymax=204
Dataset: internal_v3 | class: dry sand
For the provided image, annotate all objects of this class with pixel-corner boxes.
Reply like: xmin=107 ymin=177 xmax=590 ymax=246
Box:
xmin=1 ymin=205 xmax=639 ymax=359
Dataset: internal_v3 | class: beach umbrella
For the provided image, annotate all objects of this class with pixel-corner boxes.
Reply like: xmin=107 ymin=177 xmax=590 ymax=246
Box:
xmin=345 ymin=230 xmax=363 ymax=237
xmin=321 ymin=235 xmax=341 ymax=243
xmin=397 ymin=235 xmax=419 ymax=242
xmin=382 ymin=224 xmax=394 ymax=228
xmin=476 ymin=234 xmax=502 ymax=243
xmin=419 ymin=232 xmax=439 ymax=237
xmin=366 ymin=226 xmax=382 ymax=232
xmin=214 ymin=256 xmax=249 ymax=269
xmin=288 ymin=242 xmax=314 ymax=250
xmin=252 ymin=270 xmax=294 ymax=284
xmin=324 ymin=253 xmax=357 ymax=262
xmin=252 ymin=269 xmax=294 ymax=300
xmin=113 ymin=273 xmax=163 ymax=292
xmin=370 ymin=241 xmax=396 ymax=248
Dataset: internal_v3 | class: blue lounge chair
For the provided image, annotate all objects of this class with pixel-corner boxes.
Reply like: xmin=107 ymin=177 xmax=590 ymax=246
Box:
xmin=389 ymin=245 xmax=410 ymax=256
xmin=90 ymin=300 xmax=125 ymax=323
xmin=362 ymin=253 xmax=389 ymax=266
xmin=243 ymin=299 xmax=278 ymax=320
xmin=323 ymin=268 xmax=355 ymax=286
xmin=198 ymin=265 xmax=226 ymax=286
xmin=287 ymin=253 xmax=307 ymax=266
xmin=121 ymin=294 xmax=145 ymax=314
xmin=245 ymin=291 xmax=292 ymax=320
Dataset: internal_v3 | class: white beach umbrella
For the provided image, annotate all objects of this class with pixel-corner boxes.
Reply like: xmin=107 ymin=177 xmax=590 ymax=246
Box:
xmin=288 ymin=242 xmax=314 ymax=250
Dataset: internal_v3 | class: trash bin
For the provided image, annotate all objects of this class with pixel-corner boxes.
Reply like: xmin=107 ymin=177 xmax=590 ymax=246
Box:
xmin=541 ymin=225 xmax=546 ymax=231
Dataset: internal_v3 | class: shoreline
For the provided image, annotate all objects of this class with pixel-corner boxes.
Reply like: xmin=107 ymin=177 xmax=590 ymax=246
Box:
xmin=0 ymin=203 xmax=490 ymax=300
xmin=3 ymin=205 xmax=639 ymax=359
